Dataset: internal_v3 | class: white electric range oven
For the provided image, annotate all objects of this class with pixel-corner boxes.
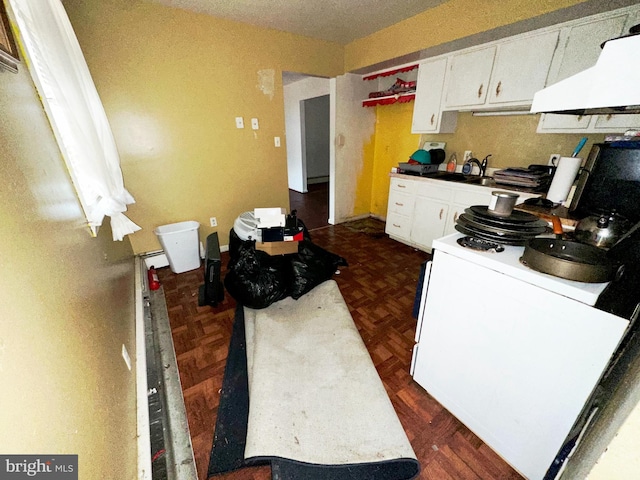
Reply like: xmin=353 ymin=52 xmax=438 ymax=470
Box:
xmin=410 ymin=233 xmax=629 ymax=480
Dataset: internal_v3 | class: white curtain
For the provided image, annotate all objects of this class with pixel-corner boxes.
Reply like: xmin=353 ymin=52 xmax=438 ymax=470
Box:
xmin=7 ymin=0 xmax=141 ymax=241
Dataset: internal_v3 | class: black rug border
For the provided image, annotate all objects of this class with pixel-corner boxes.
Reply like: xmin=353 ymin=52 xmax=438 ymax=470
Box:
xmin=207 ymin=304 xmax=420 ymax=480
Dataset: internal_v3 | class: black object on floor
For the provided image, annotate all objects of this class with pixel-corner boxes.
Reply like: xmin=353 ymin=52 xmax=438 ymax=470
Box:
xmin=207 ymin=307 xmax=420 ymax=480
xmin=198 ymin=232 xmax=224 ymax=307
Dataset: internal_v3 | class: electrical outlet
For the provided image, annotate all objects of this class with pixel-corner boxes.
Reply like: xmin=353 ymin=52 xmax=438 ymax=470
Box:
xmin=209 ymin=217 xmax=217 ymax=227
xmin=235 ymin=117 xmax=244 ymax=129
xmin=463 ymin=150 xmax=473 ymax=162
xmin=274 ymin=136 xmax=281 ymax=147
xmin=251 ymin=118 xmax=259 ymax=130
xmin=548 ymin=154 xmax=561 ymax=166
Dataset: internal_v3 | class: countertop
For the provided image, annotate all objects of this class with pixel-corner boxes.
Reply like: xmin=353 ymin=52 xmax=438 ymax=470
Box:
xmin=432 ymin=233 xmax=609 ymax=306
xmin=390 ymin=171 xmax=579 ymax=228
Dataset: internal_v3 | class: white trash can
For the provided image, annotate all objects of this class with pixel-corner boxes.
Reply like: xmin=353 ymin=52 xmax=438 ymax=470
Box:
xmin=154 ymin=221 xmax=201 ymax=273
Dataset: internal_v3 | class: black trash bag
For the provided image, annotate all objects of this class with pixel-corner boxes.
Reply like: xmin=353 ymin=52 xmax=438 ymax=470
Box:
xmin=289 ymin=240 xmax=348 ymax=300
xmin=228 ymin=228 xmax=245 ymax=262
xmin=224 ymin=240 xmax=290 ymax=309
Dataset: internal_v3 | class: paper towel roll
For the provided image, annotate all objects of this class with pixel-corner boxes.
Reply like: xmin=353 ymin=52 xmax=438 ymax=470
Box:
xmin=546 ymin=156 xmax=582 ymax=204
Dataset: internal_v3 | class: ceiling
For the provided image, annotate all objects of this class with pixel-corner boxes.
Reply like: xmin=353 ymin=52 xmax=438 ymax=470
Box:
xmin=147 ymin=0 xmax=448 ymax=44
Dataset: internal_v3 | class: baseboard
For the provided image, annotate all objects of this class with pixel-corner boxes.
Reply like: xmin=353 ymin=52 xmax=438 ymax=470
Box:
xmin=307 ymin=176 xmax=329 ymax=185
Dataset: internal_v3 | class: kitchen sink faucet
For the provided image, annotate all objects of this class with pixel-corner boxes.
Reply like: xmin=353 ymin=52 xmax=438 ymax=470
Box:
xmin=464 ymin=154 xmax=491 ymax=176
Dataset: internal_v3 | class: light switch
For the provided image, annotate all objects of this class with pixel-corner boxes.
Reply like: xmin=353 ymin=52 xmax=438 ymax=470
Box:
xmin=251 ymin=118 xmax=259 ymax=130
xmin=235 ymin=117 xmax=244 ymax=129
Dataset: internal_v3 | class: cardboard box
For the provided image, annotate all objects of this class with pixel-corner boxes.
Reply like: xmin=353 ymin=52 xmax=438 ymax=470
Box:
xmin=255 ymin=241 xmax=299 ymax=256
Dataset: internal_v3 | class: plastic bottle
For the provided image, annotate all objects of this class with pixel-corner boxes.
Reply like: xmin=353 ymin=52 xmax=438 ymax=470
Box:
xmin=148 ymin=266 xmax=160 ymax=291
xmin=446 ymin=153 xmax=457 ymax=172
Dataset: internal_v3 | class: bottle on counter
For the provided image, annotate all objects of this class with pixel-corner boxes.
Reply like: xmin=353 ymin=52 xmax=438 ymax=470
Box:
xmin=446 ymin=153 xmax=457 ymax=172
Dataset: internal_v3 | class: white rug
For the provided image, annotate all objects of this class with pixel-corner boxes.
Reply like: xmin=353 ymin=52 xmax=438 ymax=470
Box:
xmin=243 ymin=280 xmax=418 ymax=470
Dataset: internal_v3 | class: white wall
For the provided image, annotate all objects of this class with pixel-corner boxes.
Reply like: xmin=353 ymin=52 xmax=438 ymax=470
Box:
xmin=283 ymin=76 xmax=330 ymax=193
xmin=329 ymin=73 xmax=376 ymax=224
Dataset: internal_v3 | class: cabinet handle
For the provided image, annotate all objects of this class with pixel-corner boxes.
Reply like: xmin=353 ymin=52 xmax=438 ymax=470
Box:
xmin=395 ymin=202 xmax=403 ymax=206
xmin=393 ymin=223 xmax=401 ymax=228
xmin=398 ymin=184 xmax=406 ymax=188
xmin=606 ymin=114 xmax=613 ymax=121
xmin=478 ymin=83 xmax=483 ymax=98
xmin=430 ymin=114 xmax=435 ymax=125
xmin=495 ymin=81 xmax=501 ymax=97
xmin=577 ymin=115 xmax=584 ymax=122
xmin=439 ymin=208 xmax=444 ymax=220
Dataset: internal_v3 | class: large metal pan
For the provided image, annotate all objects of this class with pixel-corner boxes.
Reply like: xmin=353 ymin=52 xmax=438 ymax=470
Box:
xmin=520 ymin=216 xmax=621 ymax=283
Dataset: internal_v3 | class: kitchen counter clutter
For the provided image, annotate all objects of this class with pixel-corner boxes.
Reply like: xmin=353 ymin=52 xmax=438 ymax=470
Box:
xmin=385 ymin=173 xmax=538 ymax=252
xmin=411 ymin=232 xmax=629 ymax=479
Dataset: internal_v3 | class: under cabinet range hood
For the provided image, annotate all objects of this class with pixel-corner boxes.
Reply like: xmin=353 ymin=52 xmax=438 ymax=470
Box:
xmin=531 ymin=30 xmax=640 ymax=115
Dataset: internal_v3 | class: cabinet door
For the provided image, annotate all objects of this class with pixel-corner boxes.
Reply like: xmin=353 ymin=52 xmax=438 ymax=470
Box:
xmin=410 ymin=197 xmax=448 ymax=252
xmin=411 ymin=57 xmax=453 ymax=133
xmin=593 ymin=112 xmax=640 ymax=131
xmin=487 ymin=30 xmax=559 ymax=106
xmin=444 ymin=46 xmax=496 ymax=109
xmin=537 ymin=15 xmax=628 ymax=132
xmin=444 ymin=188 xmax=494 ymax=236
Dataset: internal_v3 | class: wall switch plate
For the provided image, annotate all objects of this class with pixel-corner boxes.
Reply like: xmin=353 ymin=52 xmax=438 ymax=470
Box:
xmin=463 ymin=150 xmax=473 ymax=162
xmin=251 ymin=118 xmax=259 ymax=130
xmin=235 ymin=117 xmax=244 ymax=128
xmin=274 ymin=136 xmax=281 ymax=147
xmin=209 ymin=217 xmax=217 ymax=227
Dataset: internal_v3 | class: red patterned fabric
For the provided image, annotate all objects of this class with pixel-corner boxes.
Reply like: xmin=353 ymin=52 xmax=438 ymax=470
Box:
xmin=363 ymin=64 xmax=418 ymax=81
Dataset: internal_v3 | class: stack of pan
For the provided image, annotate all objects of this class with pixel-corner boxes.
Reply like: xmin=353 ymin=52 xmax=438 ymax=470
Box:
xmin=455 ymin=205 xmax=549 ymax=246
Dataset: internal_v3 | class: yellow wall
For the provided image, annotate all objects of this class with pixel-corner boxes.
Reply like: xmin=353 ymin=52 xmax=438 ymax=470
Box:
xmin=345 ymin=0 xmax=590 ymax=71
xmin=370 ymin=102 xmax=422 ymax=216
xmin=63 ymin=0 xmax=344 ymax=254
xmin=0 ymin=48 xmax=137 ymax=478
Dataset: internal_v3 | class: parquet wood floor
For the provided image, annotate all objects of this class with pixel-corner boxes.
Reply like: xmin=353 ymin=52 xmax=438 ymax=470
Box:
xmin=156 ymin=218 xmax=524 ymax=480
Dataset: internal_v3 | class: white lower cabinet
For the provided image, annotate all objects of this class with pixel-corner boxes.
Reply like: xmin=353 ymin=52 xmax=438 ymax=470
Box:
xmin=385 ymin=175 xmax=536 ymax=252
xmin=411 ymin=196 xmax=449 ymax=248
xmin=412 ymin=244 xmax=628 ymax=480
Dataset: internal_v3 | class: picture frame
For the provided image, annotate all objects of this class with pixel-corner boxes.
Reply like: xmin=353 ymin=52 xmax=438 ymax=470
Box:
xmin=0 ymin=1 xmax=19 ymax=73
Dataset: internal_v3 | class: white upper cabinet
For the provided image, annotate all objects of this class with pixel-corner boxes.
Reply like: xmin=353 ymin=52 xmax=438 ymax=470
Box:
xmin=444 ymin=46 xmax=496 ymax=109
xmin=487 ymin=30 xmax=559 ymax=106
xmin=411 ymin=57 xmax=457 ymax=133
xmin=538 ymin=10 xmax=640 ymax=133
xmin=443 ymin=29 xmax=559 ymax=111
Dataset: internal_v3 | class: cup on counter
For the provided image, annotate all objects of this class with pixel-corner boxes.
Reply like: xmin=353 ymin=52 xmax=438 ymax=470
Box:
xmin=488 ymin=191 xmax=519 ymax=217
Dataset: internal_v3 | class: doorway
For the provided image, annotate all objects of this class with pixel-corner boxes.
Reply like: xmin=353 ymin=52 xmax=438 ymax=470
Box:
xmin=283 ymin=72 xmax=331 ymax=230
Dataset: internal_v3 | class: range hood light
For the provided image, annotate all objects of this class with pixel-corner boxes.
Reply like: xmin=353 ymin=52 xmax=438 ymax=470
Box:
xmin=472 ymin=110 xmax=535 ymax=117
xmin=531 ymin=32 xmax=640 ymax=115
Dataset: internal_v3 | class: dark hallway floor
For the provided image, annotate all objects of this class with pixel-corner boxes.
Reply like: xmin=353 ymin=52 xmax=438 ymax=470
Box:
xmin=289 ymin=182 xmax=329 ymax=230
